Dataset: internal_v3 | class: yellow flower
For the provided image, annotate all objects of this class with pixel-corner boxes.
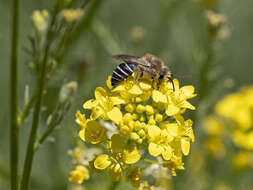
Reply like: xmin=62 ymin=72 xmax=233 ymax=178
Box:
xmin=75 ymin=71 xmax=196 ymax=186
xmin=75 ymin=111 xmax=88 ymax=129
xmin=79 ymin=120 xmax=106 ymax=144
xmin=205 ymin=10 xmax=226 ymax=28
xmin=204 ymin=137 xmax=224 ymax=157
xmin=62 ymin=9 xmax=84 ymax=22
xmin=68 ymin=143 xmax=102 ymax=166
xmin=69 ymin=165 xmax=89 ymax=184
xmin=216 ymin=92 xmax=252 ymax=130
xmin=163 ymin=157 xmax=184 ymax=176
xmin=126 ymin=167 xmax=141 ymax=187
xmin=138 ymin=181 xmax=155 ymax=190
xmin=203 ymin=116 xmax=224 ymax=136
xmin=32 ymin=10 xmax=49 ymax=32
xmin=93 ymin=134 xmax=141 ymax=181
xmin=216 ymin=86 xmax=253 ymax=150
xmin=83 ymin=87 xmax=123 ymax=123
xmin=233 ymin=151 xmax=252 ymax=170
xmin=233 ymin=130 xmax=253 ymax=150
xmin=147 ymin=125 xmax=173 ymax=160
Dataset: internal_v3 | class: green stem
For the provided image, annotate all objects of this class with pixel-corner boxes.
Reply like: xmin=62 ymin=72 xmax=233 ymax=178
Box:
xmin=144 ymin=158 xmax=160 ymax=165
xmin=108 ymin=181 xmax=120 ymax=190
xmin=20 ymin=16 xmax=56 ymax=190
xmin=9 ymin=0 xmax=20 ymax=189
xmin=53 ymin=0 xmax=94 ymax=64
xmin=37 ymin=105 xmax=61 ymax=147
xmin=191 ymin=26 xmax=217 ymax=125
xmin=17 ymin=89 xmax=38 ymax=126
xmin=198 ymin=29 xmax=216 ymax=102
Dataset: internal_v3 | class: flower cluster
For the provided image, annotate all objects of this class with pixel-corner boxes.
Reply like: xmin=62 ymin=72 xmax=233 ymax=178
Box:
xmin=73 ymin=73 xmax=196 ymax=187
xmin=68 ymin=142 xmax=102 ymax=184
xmin=216 ymin=86 xmax=253 ymax=150
xmin=205 ymin=10 xmax=230 ymax=40
xmin=32 ymin=10 xmax=49 ymax=32
xmin=203 ymin=116 xmax=225 ymax=158
xmin=69 ymin=165 xmax=90 ymax=184
xmin=62 ymin=8 xmax=84 ymax=23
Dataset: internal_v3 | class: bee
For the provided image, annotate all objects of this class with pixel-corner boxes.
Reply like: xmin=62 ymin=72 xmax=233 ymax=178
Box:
xmin=111 ymin=53 xmax=175 ymax=91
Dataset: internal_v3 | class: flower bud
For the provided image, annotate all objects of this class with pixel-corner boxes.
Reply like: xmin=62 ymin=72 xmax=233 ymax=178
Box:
xmin=59 ymin=81 xmax=78 ymax=104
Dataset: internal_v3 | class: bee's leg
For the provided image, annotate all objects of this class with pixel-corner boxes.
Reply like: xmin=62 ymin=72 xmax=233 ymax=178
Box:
xmin=168 ymin=77 xmax=175 ymax=92
xmin=151 ymin=77 xmax=155 ymax=88
xmin=135 ymin=71 xmax=143 ymax=90
xmin=156 ymin=78 xmax=160 ymax=89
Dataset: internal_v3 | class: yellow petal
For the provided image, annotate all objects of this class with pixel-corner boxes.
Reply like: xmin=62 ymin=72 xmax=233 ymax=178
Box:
xmin=139 ymin=80 xmax=152 ymax=90
xmin=78 ymin=129 xmax=86 ymax=141
xmin=94 ymin=154 xmax=111 ymax=170
xmin=147 ymin=125 xmax=161 ymax=141
xmin=180 ymin=85 xmax=195 ymax=98
xmin=123 ymin=146 xmax=141 ymax=164
xmin=95 ymin=87 xmax=108 ymax=100
xmin=152 ymin=90 xmax=167 ymax=103
xmin=181 ymin=138 xmax=190 ymax=155
xmin=189 ymin=128 xmax=195 ymax=142
xmin=75 ymin=111 xmax=87 ymax=129
xmin=129 ymin=84 xmax=143 ymax=95
xmin=181 ymin=101 xmax=195 ymax=110
xmin=107 ymin=107 xmax=122 ymax=124
xmin=69 ymin=165 xmax=89 ymax=184
xmin=85 ymin=120 xmax=106 ymax=144
xmin=110 ymin=96 xmax=126 ymax=105
xmin=162 ymin=145 xmax=172 ymax=160
xmin=111 ymin=84 xmax=125 ymax=92
xmin=166 ymin=104 xmax=180 ymax=116
xmin=90 ymin=106 xmax=103 ymax=120
xmin=148 ymin=142 xmax=162 ymax=157
xmin=83 ymin=99 xmax=97 ymax=109
xmin=111 ymin=134 xmax=124 ymax=153
xmin=165 ymin=123 xmax=178 ymax=137
xmin=106 ymin=75 xmax=113 ymax=89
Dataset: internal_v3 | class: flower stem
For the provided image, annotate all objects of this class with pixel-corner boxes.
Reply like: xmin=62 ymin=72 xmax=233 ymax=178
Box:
xmin=17 ymin=89 xmax=38 ymax=126
xmin=37 ymin=105 xmax=61 ymax=147
xmin=144 ymin=158 xmax=160 ymax=165
xmin=19 ymin=15 xmax=56 ymax=190
xmin=191 ymin=25 xmax=217 ymax=124
xmin=198 ymin=28 xmax=216 ymax=102
xmin=9 ymin=0 xmax=20 ymax=189
xmin=108 ymin=181 xmax=120 ymax=190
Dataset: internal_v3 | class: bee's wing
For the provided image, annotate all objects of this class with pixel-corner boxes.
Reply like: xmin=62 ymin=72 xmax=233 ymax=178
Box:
xmin=112 ymin=54 xmax=149 ymax=67
xmin=112 ymin=54 xmax=140 ymax=63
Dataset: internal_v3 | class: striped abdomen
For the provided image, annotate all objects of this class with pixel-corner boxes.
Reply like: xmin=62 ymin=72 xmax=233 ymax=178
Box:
xmin=111 ymin=63 xmax=136 ymax=87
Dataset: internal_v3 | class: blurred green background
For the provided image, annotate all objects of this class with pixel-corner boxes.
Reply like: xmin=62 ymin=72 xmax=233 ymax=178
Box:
xmin=1 ymin=0 xmax=253 ymax=189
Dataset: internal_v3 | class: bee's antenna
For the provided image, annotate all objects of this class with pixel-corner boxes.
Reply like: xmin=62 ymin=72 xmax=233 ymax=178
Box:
xmin=168 ymin=77 xmax=175 ymax=92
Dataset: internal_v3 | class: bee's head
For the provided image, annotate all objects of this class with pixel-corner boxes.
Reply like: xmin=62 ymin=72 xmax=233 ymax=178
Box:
xmin=159 ymin=67 xmax=175 ymax=91
xmin=158 ymin=70 xmax=166 ymax=80
xmin=159 ymin=67 xmax=171 ymax=80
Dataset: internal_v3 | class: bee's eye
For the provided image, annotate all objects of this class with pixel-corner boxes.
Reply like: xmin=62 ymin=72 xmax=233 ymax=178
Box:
xmin=158 ymin=74 xmax=164 ymax=79
xmin=159 ymin=71 xmax=166 ymax=79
